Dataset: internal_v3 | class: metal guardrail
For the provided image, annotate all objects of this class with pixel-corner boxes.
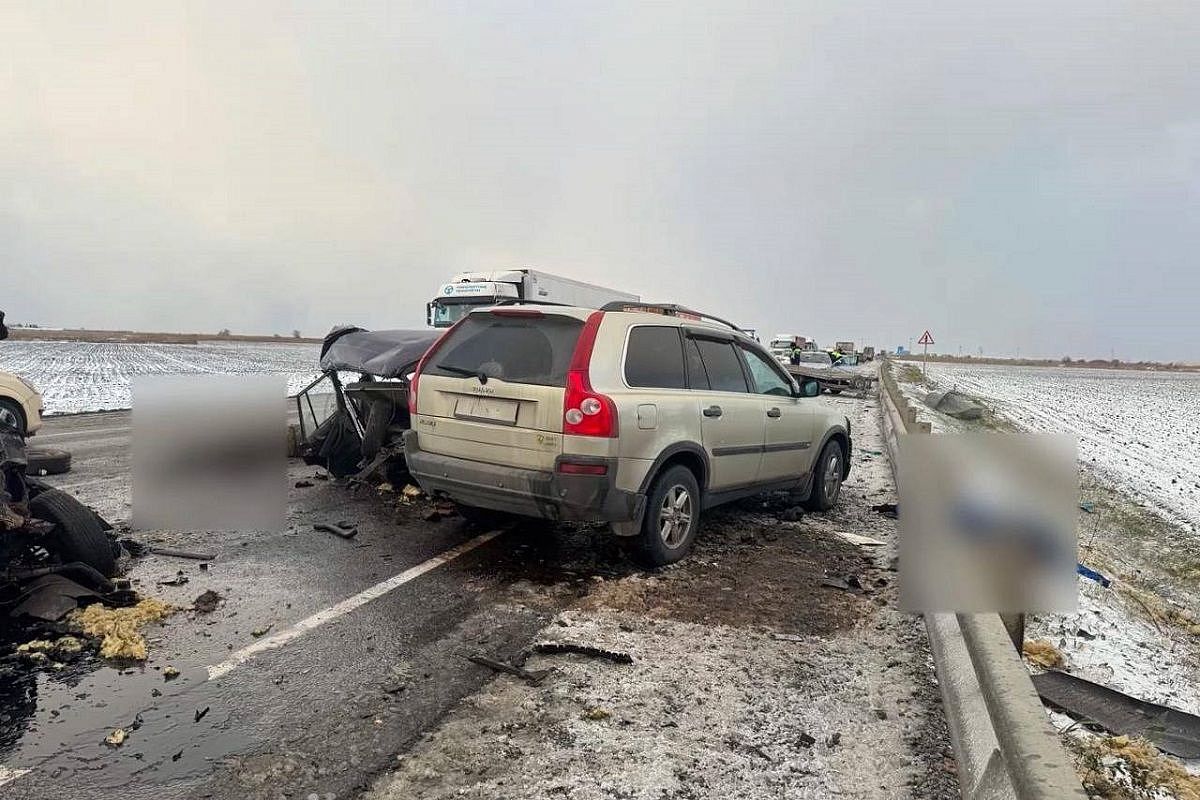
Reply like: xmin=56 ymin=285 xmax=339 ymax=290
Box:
xmin=877 ymin=357 xmax=1087 ymax=800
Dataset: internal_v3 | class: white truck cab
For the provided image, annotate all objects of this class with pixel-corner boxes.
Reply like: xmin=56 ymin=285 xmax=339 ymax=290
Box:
xmin=427 ymin=268 xmax=639 ymax=328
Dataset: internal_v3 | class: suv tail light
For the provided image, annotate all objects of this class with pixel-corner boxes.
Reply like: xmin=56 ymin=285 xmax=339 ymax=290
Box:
xmin=407 ymin=322 xmax=459 ymax=415
xmin=562 ymin=311 xmax=617 ymax=438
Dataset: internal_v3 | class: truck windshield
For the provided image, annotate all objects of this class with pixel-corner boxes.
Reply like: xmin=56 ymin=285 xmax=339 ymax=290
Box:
xmin=430 ymin=301 xmax=481 ymax=328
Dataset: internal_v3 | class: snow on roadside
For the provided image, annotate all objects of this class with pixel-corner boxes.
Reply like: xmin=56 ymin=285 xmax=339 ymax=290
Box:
xmin=922 ymin=362 xmax=1200 ymax=533
xmin=0 ymin=340 xmax=324 ymax=414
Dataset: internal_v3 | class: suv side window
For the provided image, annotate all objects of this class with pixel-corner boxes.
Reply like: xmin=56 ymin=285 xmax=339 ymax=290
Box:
xmin=625 ymin=326 xmax=686 ymax=389
xmin=741 ymin=345 xmax=793 ymax=397
xmin=693 ymin=338 xmax=749 ymax=393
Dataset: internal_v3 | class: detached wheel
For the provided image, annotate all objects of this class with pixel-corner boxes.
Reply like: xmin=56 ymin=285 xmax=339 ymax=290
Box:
xmin=29 ymin=488 xmax=117 ymax=577
xmin=635 ymin=465 xmax=701 ymax=567
xmin=26 ymin=447 xmax=72 ymax=476
xmin=803 ymin=440 xmax=845 ymax=512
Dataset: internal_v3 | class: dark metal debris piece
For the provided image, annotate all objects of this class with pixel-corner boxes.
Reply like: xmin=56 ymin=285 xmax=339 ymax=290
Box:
xmin=314 ymin=522 xmax=358 ymax=539
xmin=158 ymin=571 xmax=189 ymax=587
xmin=534 ymin=642 xmax=633 ymax=665
xmin=466 ymin=654 xmax=551 ymax=685
xmin=294 ymin=480 xmax=314 ymax=488
xmin=192 ymin=590 xmax=222 ymax=614
xmin=1033 ymin=671 xmax=1200 ymax=758
xmin=149 ymin=547 xmax=216 ymax=561
xmin=194 ymin=706 xmax=209 ymax=723
xmin=871 ymin=502 xmax=899 ymax=518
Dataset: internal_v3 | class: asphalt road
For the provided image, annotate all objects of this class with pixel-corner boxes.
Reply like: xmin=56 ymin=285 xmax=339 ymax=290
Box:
xmin=1 ymin=411 xmax=609 ymax=800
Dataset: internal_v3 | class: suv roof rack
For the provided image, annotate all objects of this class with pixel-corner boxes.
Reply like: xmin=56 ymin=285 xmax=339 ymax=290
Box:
xmin=598 ymin=302 xmax=748 ymax=336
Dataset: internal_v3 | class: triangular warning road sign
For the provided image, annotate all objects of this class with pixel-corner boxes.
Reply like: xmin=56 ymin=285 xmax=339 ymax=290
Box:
xmin=917 ymin=330 xmax=934 ymax=345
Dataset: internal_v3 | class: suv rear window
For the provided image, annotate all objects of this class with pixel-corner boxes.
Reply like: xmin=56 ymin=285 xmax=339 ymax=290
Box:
xmin=693 ymin=338 xmax=749 ymax=392
xmin=624 ymin=326 xmax=685 ymax=389
xmin=425 ymin=313 xmax=584 ymax=387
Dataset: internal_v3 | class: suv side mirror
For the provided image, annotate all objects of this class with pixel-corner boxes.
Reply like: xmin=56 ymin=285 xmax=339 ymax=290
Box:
xmin=797 ymin=378 xmax=821 ymax=397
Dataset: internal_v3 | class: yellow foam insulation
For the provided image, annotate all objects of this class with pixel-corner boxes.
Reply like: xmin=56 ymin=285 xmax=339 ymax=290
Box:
xmin=1075 ymin=735 xmax=1200 ymax=800
xmin=1022 ymin=639 xmax=1065 ymax=669
xmin=70 ymin=598 xmax=175 ymax=660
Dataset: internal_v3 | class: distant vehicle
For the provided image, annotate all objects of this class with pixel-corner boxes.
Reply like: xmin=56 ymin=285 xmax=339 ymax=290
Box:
xmin=0 ymin=313 xmax=43 ymax=437
xmin=405 ymin=302 xmax=852 ymax=566
xmin=835 ymin=353 xmax=860 ymax=366
xmin=426 ymin=269 xmax=639 ymax=328
xmin=834 ymin=341 xmax=855 ymax=354
xmin=861 ymin=346 xmax=875 ymax=362
xmin=768 ymin=334 xmax=816 ymax=364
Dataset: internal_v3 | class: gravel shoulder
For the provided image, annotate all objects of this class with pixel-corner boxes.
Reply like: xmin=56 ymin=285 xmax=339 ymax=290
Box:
xmin=366 ymin=393 xmax=958 ymax=800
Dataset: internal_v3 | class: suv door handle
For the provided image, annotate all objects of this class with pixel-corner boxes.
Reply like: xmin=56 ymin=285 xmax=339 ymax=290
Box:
xmin=702 ymin=405 xmax=723 ymax=418
xmin=766 ymin=407 xmax=781 ymax=418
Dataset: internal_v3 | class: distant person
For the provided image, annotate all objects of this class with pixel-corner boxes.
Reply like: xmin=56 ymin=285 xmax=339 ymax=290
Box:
xmin=0 ymin=310 xmax=7 ymax=341
xmin=790 ymin=346 xmax=801 ymax=365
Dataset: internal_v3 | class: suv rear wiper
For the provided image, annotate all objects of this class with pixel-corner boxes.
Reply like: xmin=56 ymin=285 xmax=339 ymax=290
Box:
xmin=436 ymin=362 xmax=489 ymax=384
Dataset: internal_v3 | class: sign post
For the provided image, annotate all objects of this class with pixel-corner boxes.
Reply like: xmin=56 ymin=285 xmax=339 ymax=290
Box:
xmin=917 ymin=330 xmax=934 ymax=376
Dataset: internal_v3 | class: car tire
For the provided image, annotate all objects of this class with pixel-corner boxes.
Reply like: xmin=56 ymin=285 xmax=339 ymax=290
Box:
xmin=634 ymin=464 xmax=701 ymax=567
xmin=0 ymin=398 xmax=26 ymax=434
xmin=803 ymin=440 xmax=844 ymax=512
xmin=26 ymin=447 xmax=72 ymax=476
xmin=29 ymin=488 xmax=118 ymax=577
xmin=454 ymin=503 xmax=513 ymax=530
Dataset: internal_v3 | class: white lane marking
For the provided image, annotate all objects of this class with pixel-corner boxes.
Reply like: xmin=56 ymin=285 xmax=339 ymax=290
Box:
xmin=37 ymin=426 xmax=130 ymax=440
xmin=0 ymin=767 xmax=31 ymax=788
xmin=206 ymin=529 xmax=504 ymax=680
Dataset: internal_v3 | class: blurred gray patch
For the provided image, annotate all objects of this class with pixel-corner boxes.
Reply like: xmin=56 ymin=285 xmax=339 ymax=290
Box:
xmin=899 ymin=433 xmax=1077 ymax=614
xmin=133 ymin=375 xmax=286 ymax=533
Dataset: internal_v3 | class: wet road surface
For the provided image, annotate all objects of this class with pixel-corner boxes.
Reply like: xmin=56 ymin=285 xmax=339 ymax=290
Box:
xmin=1 ymin=412 xmax=619 ymax=800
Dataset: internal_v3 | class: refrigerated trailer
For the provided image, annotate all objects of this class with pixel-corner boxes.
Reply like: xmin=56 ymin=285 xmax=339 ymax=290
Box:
xmin=427 ymin=269 xmax=639 ymax=328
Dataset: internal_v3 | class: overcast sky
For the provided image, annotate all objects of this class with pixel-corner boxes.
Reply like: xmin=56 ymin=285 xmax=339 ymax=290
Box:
xmin=4 ymin=2 xmax=1198 ymax=360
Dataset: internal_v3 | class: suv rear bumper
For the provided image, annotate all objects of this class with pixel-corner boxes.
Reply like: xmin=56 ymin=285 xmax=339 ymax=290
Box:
xmin=403 ymin=431 xmax=644 ymax=524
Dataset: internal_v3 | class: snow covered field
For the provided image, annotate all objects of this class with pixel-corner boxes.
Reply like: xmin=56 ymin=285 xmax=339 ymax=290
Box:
xmin=0 ymin=340 xmax=324 ymax=415
xmin=924 ymin=362 xmax=1200 ymax=533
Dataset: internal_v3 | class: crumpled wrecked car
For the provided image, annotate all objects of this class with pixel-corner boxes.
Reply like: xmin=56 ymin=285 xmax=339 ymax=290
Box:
xmin=1 ymin=405 xmax=121 ymax=619
xmin=296 ymin=326 xmax=441 ymax=482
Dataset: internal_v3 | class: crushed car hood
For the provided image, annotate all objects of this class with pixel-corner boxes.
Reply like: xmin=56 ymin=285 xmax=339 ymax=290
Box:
xmin=319 ymin=327 xmax=442 ymax=379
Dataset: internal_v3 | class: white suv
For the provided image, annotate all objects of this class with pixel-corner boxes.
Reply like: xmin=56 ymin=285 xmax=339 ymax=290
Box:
xmin=403 ymin=303 xmax=851 ymax=565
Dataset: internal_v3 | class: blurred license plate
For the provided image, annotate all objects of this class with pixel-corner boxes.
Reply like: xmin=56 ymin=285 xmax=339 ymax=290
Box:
xmin=454 ymin=396 xmax=518 ymax=425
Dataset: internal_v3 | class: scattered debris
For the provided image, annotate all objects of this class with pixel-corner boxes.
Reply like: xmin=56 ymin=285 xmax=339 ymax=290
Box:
xmin=771 ymin=633 xmax=806 ymax=643
xmin=16 ymin=636 xmax=84 ymax=662
xmin=163 ymin=665 xmax=180 ymax=681
xmin=581 ymin=707 xmax=611 ymax=721
xmin=1076 ymin=562 xmax=1112 ymax=588
xmin=9 ymin=574 xmax=107 ymax=621
xmin=1034 ymin=671 xmax=1200 ymax=758
xmin=377 ymin=482 xmax=395 ymax=493
xmin=797 ymin=732 xmax=816 ymax=748
xmin=778 ymin=506 xmax=804 ymax=522
xmin=158 ymin=571 xmax=189 ymax=587
xmin=821 ymin=575 xmax=863 ymax=592
xmin=466 ymin=654 xmax=551 ymax=685
xmin=251 ymin=624 xmax=273 ymax=638
xmin=192 ymin=590 xmax=222 ymax=614
xmin=401 ymin=484 xmax=423 ymax=501
xmin=294 ymin=480 xmax=314 ymax=488
xmin=1069 ymin=734 xmax=1200 ymax=799
xmin=827 ymin=732 xmax=842 ymax=747
xmin=1022 ymin=639 xmax=1066 ymax=670
xmin=1079 ymin=501 xmax=1096 ymax=514
xmin=71 ymin=598 xmax=175 ymax=660
xmin=534 ymin=641 xmax=633 ymax=665
xmin=194 ymin=706 xmax=210 ymax=723
xmin=871 ymin=502 xmax=898 ymax=518
xmin=172 ymin=750 xmax=183 ymax=761
xmin=832 ymin=531 xmax=886 ymax=547
xmin=104 ymin=728 xmax=127 ymax=747
xmin=314 ymin=522 xmax=358 ymax=539
xmin=149 ymin=547 xmax=216 ymax=561
xmin=923 ymin=389 xmax=984 ymax=420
